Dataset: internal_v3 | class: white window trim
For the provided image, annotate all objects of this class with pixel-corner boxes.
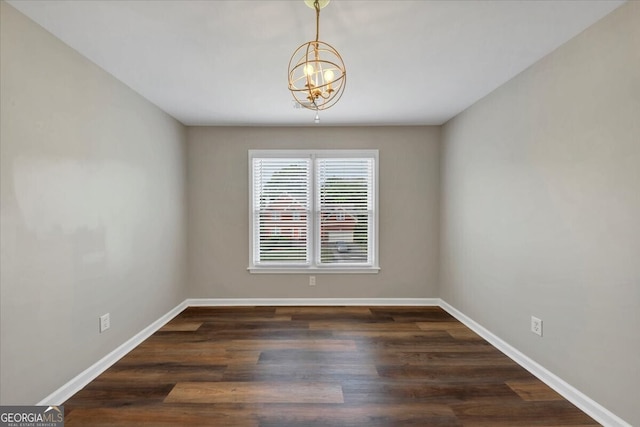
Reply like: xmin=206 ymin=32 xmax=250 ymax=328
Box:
xmin=248 ymin=149 xmax=379 ymax=274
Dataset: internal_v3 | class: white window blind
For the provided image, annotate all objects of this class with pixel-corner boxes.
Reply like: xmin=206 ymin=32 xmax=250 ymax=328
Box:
xmin=316 ymin=157 xmax=374 ymax=266
xmin=252 ymin=157 xmax=311 ymax=265
xmin=249 ymin=150 xmax=378 ymax=273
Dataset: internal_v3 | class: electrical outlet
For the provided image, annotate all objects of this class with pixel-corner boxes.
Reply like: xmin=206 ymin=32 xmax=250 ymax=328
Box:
xmin=531 ymin=316 xmax=542 ymax=337
xmin=309 ymin=276 xmax=316 ymax=286
xmin=100 ymin=313 xmax=110 ymax=333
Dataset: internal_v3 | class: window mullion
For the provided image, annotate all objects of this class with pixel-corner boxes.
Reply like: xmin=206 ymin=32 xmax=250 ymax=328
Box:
xmin=310 ymin=153 xmax=318 ymax=267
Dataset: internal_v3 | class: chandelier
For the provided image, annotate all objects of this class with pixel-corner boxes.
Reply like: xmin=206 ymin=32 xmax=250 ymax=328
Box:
xmin=288 ymin=0 xmax=346 ymax=113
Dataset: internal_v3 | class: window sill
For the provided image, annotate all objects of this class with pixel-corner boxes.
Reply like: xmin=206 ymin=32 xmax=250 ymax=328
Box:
xmin=248 ymin=266 xmax=380 ymax=274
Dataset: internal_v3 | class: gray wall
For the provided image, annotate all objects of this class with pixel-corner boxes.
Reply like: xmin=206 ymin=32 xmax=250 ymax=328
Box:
xmin=187 ymin=126 xmax=440 ymax=299
xmin=440 ymin=2 xmax=640 ymax=425
xmin=0 ymin=2 xmax=188 ymax=404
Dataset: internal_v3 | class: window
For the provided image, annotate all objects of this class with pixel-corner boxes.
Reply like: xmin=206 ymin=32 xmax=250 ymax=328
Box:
xmin=249 ymin=150 xmax=379 ymax=273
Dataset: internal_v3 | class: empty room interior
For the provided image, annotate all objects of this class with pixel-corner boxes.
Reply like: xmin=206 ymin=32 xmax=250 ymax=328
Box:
xmin=1 ymin=0 xmax=638 ymax=426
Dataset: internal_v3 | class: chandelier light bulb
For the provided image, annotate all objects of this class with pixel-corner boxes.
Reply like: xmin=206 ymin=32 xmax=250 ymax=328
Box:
xmin=304 ymin=63 xmax=315 ymax=76
xmin=323 ymin=69 xmax=334 ymax=83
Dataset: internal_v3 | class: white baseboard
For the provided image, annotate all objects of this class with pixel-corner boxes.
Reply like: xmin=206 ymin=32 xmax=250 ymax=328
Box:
xmin=185 ymin=297 xmax=440 ymax=306
xmin=37 ymin=300 xmax=188 ymax=406
xmin=38 ymin=297 xmax=629 ymax=427
xmin=439 ymin=300 xmax=631 ymax=427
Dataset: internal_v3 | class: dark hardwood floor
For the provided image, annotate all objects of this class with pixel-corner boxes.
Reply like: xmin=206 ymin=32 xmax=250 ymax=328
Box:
xmin=63 ymin=306 xmax=599 ymax=426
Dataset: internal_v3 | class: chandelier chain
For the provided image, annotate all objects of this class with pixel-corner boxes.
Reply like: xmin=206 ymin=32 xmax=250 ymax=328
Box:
xmin=314 ymin=0 xmax=320 ymax=42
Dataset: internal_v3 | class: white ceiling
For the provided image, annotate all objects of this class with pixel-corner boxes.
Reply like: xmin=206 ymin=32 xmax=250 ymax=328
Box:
xmin=8 ymin=0 xmax=625 ymax=126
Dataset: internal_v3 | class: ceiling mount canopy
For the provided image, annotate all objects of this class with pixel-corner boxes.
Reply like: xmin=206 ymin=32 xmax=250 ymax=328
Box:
xmin=288 ymin=0 xmax=346 ymax=113
xmin=303 ymin=0 xmax=330 ymax=9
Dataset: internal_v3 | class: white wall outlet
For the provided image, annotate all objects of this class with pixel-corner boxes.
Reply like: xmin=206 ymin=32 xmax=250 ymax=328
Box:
xmin=531 ymin=316 xmax=542 ymax=337
xmin=309 ymin=276 xmax=316 ymax=286
xmin=99 ymin=313 xmax=110 ymax=333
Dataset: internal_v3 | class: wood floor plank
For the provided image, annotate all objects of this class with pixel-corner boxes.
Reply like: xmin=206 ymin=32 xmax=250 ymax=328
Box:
xmin=64 ymin=383 xmax=174 ymax=409
xmin=370 ymin=307 xmax=457 ymax=322
xmin=365 ymin=350 xmax=520 ymax=367
xmin=117 ymin=349 xmax=260 ymax=365
xmin=223 ymin=338 xmax=358 ymax=351
xmin=92 ymin=362 xmax=227 ymax=383
xmin=416 ymin=321 xmax=469 ymax=331
xmin=257 ymin=349 xmax=373 ymax=365
xmin=255 ymin=402 xmax=459 ymax=426
xmin=158 ymin=321 xmax=203 ymax=332
xmin=309 ymin=320 xmax=421 ymax=331
xmin=332 ymin=329 xmax=457 ymax=339
xmin=376 ymin=364 xmax=535 ymax=383
xmin=446 ymin=327 xmax=485 ymax=340
xmin=180 ymin=306 xmax=277 ymax=315
xmin=451 ymin=400 xmax=599 ymax=426
xmin=275 ymin=306 xmax=373 ymax=315
xmin=367 ymin=341 xmax=499 ymax=353
xmin=197 ymin=320 xmax=310 ymax=331
xmin=506 ymin=380 xmax=566 ymax=401
xmin=200 ymin=328 xmax=335 ymax=340
xmin=341 ymin=379 xmax=521 ymax=404
xmin=173 ymin=314 xmax=293 ymax=323
xmin=164 ymin=382 xmax=344 ymax=404
xmin=133 ymin=340 xmax=241 ymax=351
xmin=221 ymin=363 xmax=379 ymax=381
xmin=65 ymin=406 xmax=259 ymax=427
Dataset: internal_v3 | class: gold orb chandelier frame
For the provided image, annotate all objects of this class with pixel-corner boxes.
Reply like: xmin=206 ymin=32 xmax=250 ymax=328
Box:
xmin=288 ymin=0 xmax=346 ymax=111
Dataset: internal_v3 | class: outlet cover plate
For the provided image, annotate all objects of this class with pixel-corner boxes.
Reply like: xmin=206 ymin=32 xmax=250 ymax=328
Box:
xmin=100 ymin=313 xmax=110 ymax=333
xmin=531 ymin=316 xmax=542 ymax=337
